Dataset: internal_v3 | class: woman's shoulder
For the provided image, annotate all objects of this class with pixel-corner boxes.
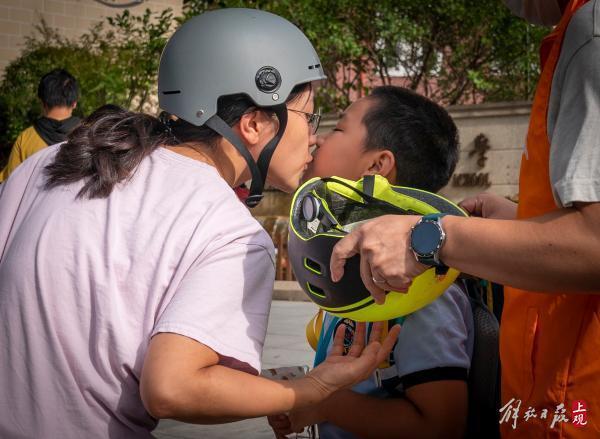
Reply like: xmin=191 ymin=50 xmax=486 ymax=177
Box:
xmin=132 ymin=148 xmax=272 ymax=247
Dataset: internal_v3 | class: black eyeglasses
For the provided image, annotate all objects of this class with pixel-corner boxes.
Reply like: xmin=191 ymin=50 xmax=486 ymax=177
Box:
xmin=288 ymin=108 xmax=321 ymax=134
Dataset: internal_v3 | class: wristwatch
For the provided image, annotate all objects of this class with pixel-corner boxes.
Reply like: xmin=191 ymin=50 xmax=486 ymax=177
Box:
xmin=409 ymin=213 xmax=448 ymax=273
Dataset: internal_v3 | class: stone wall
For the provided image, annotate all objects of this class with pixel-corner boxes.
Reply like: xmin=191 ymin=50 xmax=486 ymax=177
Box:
xmin=439 ymin=100 xmax=530 ymax=203
xmin=0 ymin=0 xmax=183 ymax=73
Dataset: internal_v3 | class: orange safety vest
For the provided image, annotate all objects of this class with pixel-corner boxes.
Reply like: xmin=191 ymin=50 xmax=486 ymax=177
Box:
xmin=501 ymin=0 xmax=600 ymax=437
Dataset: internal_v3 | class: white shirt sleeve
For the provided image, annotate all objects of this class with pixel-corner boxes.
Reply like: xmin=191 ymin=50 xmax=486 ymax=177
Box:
xmin=151 ymin=211 xmax=275 ymax=373
xmin=549 ymin=37 xmax=600 ymax=207
xmin=393 ymin=284 xmax=474 ymax=381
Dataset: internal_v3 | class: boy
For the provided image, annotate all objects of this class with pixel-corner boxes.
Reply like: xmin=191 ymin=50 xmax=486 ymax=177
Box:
xmin=269 ymin=86 xmax=473 ymax=438
xmin=0 ymin=69 xmax=80 ymax=182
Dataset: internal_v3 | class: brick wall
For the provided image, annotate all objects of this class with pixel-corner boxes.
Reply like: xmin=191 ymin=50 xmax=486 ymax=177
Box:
xmin=0 ymin=0 xmax=183 ymax=73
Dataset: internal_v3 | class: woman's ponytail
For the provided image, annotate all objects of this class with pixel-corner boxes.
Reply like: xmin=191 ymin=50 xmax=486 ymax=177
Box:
xmin=45 ymin=105 xmax=178 ymax=199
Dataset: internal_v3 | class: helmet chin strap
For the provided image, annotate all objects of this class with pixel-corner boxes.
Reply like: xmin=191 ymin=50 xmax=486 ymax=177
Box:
xmin=205 ymin=104 xmax=288 ymax=207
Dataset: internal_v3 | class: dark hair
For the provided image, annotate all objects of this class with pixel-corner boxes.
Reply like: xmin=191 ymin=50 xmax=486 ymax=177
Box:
xmin=44 ymin=83 xmax=311 ymax=199
xmin=38 ymin=69 xmax=79 ymax=108
xmin=363 ymin=86 xmax=459 ymax=193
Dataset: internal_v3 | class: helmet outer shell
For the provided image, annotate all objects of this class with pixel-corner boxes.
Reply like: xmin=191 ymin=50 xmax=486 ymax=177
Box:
xmin=288 ymin=176 xmax=466 ymax=322
xmin=158 ymin=8 xmax=326 ymax=126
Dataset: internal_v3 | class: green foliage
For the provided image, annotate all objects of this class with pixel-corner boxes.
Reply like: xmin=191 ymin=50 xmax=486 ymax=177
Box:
xmin=181 ymin=0 xmax=549 ymax=109
xmin=390 ymin=0 xmax=549 ymax=104
xmin=0 ymin=8 xmax=175 ymax=150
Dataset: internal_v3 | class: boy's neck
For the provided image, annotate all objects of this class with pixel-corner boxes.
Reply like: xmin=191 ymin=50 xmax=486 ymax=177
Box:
xmin=44 ymin=106 xmax=74 ymax=121
xmin=384 ymin=167 xmax=397 ymax=186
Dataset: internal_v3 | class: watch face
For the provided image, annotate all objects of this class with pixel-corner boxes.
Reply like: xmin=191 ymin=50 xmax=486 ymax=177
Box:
xmin=411 ymin=221 xmax=441 ymax=255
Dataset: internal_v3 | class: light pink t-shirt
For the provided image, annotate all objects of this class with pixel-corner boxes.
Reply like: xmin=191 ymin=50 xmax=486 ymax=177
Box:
xmin=0 ymin=144 xmax=275 ymax=438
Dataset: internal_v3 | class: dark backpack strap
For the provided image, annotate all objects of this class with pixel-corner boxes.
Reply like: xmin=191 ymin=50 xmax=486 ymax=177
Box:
xmin=362 ymin=174 xmax=375 ymax=198
xmin=461 ymin=279 xmax=501 ymax=438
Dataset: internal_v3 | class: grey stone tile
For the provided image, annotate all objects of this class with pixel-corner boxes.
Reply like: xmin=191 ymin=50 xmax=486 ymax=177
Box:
xmin=154 ymin=418 xmax=274 ymax=439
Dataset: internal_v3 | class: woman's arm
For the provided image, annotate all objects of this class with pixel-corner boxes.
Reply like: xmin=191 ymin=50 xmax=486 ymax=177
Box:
xmin=442 ymin=201 xmax=600 ymax=292
xmin=330 ymin=201 xmax=600 ymax=299
xmin=140 ymin=322 xmax=400 ymax=423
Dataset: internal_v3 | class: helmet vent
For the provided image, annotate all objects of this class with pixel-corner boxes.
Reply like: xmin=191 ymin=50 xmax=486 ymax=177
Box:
xmin=308 ymin=64 xmax=321 ymax=70
xmin=306 ymin=282 xmax=326 ymax=298
xmin=304 ymin=258 xmax=322 ymax=275
xmin=162 ymin=90 xmax=181 ymax=95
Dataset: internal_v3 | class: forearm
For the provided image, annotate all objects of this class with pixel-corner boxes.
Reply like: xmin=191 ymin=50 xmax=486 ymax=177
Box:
xmin=441 ymin=203 xmax=600 ymax=292
xmin=143 ymin=324 xmax=399 ymax=424
xmin=147 ymin=364 xmax=324 ymax=423
xmin=321 ymin=390 xmax=459 ymax=439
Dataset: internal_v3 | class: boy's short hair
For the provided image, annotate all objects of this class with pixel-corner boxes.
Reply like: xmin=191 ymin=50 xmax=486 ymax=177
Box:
xmin=363 ymin=86 xmax=459 ymax=193
xmin=37 ymin=69 xmax=79 ymax=109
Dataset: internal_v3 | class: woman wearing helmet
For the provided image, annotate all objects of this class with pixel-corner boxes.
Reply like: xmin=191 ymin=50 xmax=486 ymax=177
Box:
xmin=0 ymin=9 xmax=398 ymax=438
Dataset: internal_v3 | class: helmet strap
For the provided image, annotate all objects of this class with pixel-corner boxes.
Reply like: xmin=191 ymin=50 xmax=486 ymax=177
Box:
xmin=257 ymin=104 xmax=288 ymax=196
xmin=204 ymin=104 xmax=288 ymax=208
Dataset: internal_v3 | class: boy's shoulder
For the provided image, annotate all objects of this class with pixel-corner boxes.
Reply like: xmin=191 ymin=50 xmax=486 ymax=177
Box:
xmin=19 ymin=125 xmax=45 ymax=142
xmin=411 ymin=282 xmax=470 ymax=315
xmin=401 ymin=282 xmax=473 ymax=332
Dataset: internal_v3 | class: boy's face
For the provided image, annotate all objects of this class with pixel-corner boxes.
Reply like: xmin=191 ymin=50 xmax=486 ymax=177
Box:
xmin=303 ymin=97 xmax=375 ymax=182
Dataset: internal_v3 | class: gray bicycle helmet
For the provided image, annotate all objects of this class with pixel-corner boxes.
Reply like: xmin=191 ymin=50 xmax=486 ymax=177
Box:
xmin=158 ymin=8 xmax=326 ymax=207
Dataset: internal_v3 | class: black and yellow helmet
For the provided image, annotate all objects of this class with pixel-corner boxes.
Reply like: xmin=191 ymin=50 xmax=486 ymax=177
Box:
xmin=288 ymin=175 xmax=468 ymax=322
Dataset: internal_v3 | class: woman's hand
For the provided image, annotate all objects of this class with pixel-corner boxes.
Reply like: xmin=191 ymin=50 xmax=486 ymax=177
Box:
xmin=330 ymin=215 xmax=425 ymax=303
xmin=459 ymin=192 xmax=517 ymax=220
xmin=305 ymin=321 xmax=400 ymax=399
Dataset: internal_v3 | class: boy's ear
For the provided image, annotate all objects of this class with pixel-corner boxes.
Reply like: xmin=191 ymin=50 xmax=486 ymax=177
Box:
xmin=366 ymin=149 xmax=397 ymax=182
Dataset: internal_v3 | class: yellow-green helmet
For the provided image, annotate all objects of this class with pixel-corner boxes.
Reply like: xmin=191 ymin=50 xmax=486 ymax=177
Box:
xmin=288 ymin=175 xmax=468 ymax=322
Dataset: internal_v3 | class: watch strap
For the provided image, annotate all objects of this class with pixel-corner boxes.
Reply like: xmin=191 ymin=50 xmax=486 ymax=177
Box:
xmin=413 ymin=213 xmax=448 ymax=271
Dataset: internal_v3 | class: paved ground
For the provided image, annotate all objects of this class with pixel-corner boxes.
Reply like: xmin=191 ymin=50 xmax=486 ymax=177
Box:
xmin=153 ymin=300 xmax=319 ymax=439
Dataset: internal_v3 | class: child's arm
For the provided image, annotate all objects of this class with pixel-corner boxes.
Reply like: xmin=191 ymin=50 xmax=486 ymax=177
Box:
xmin=288 ymin=379 xmax=467 ymax=439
